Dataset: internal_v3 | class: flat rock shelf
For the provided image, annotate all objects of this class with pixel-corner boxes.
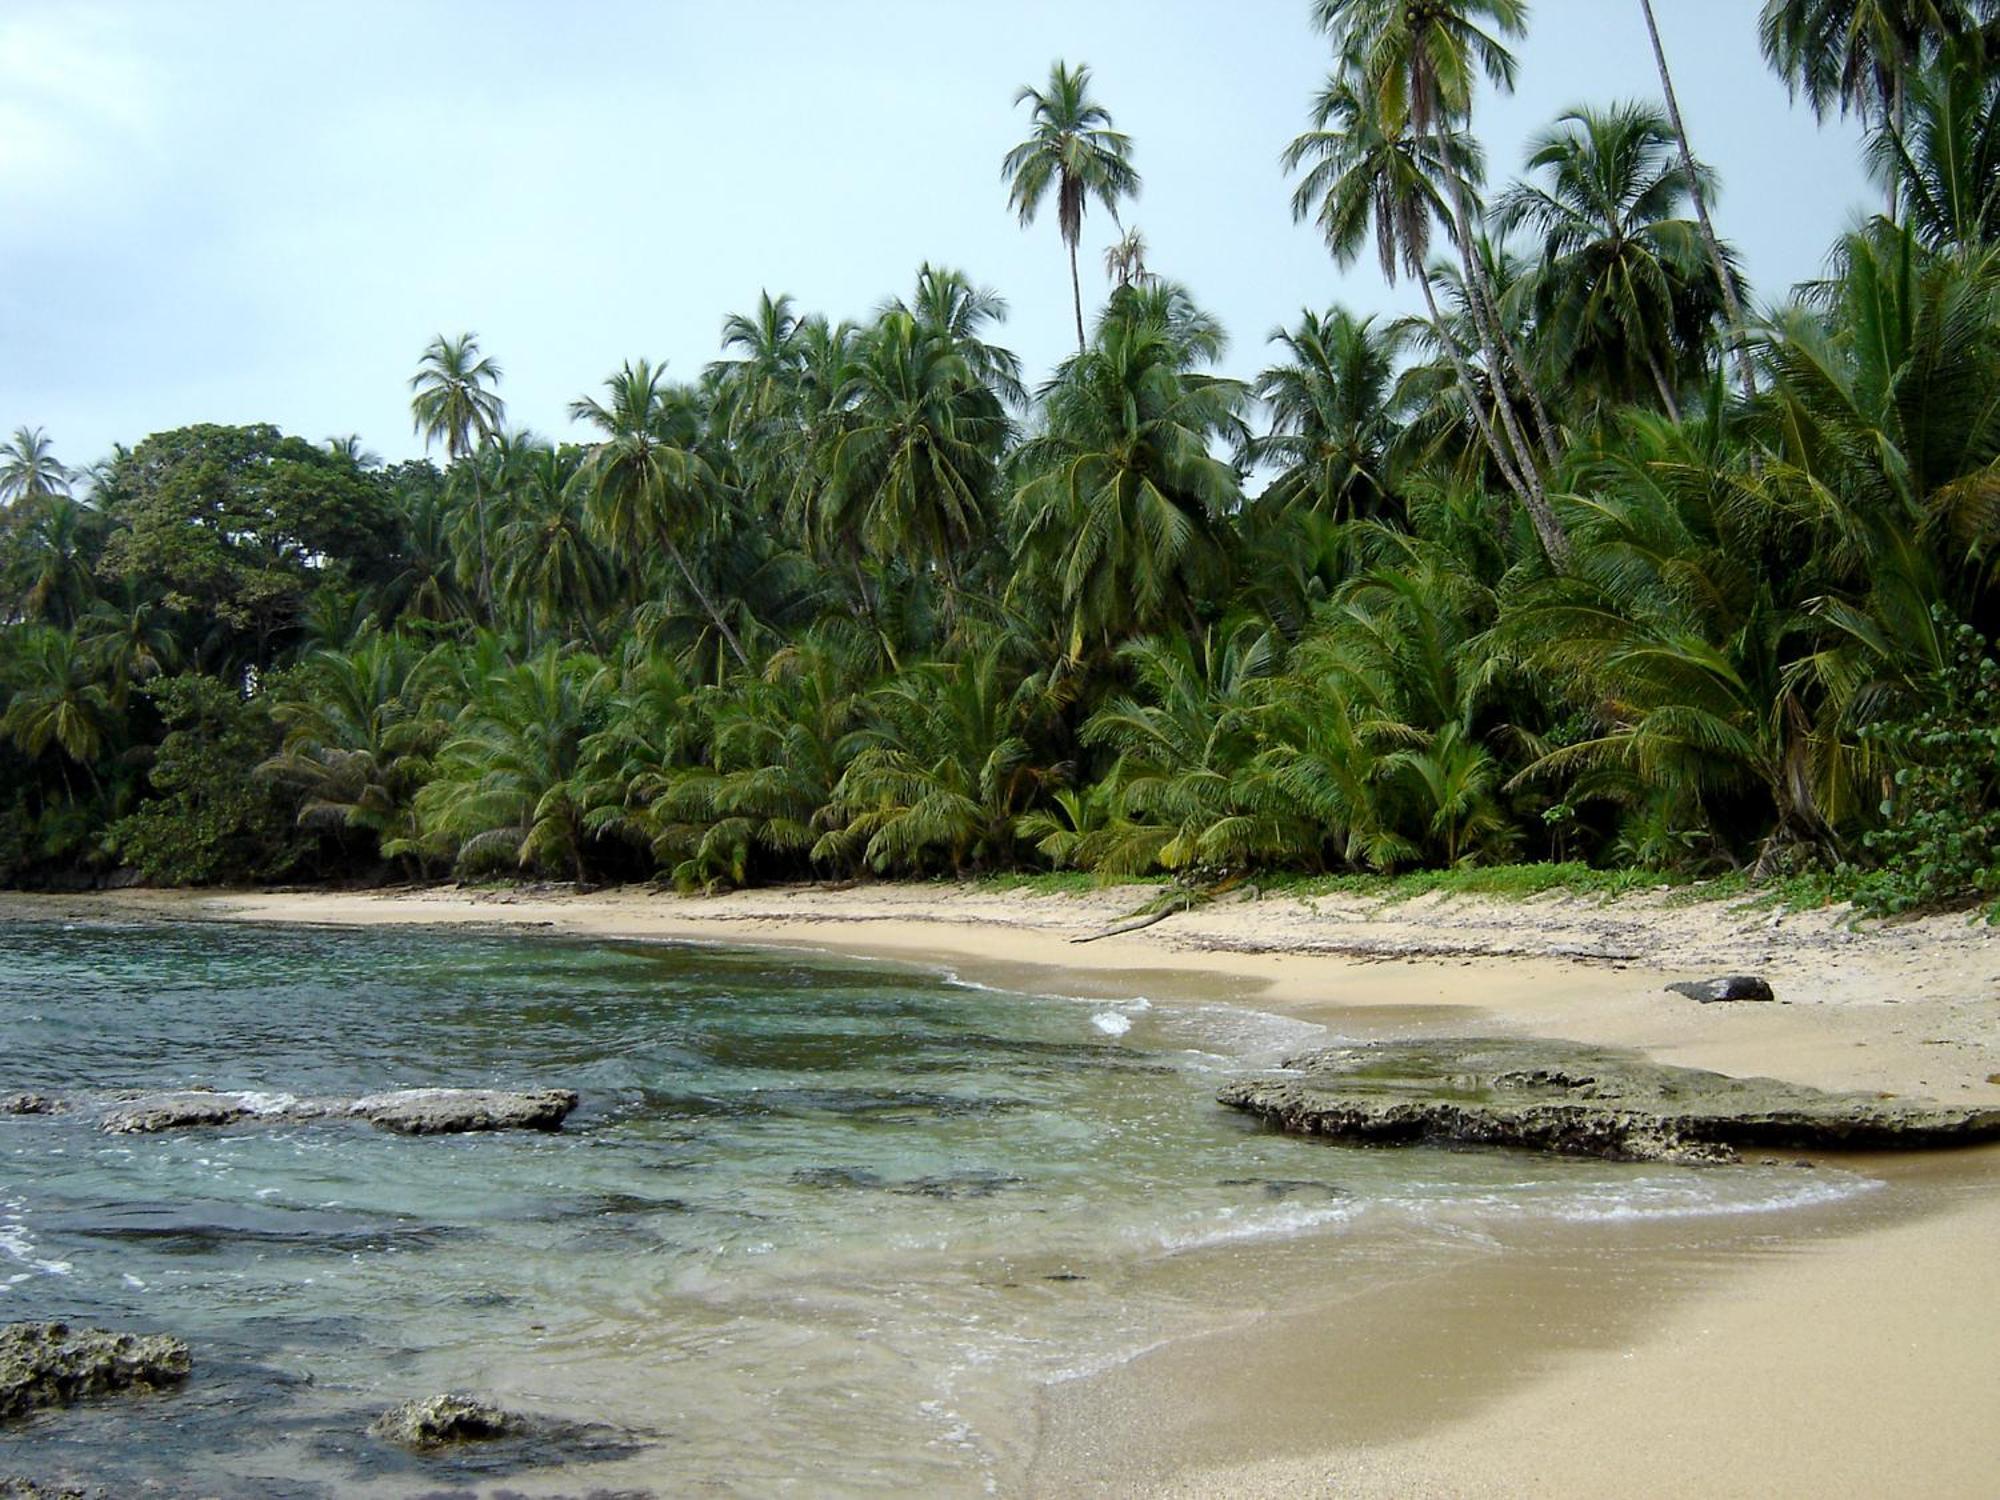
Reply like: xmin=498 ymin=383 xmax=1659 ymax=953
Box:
xmin=1218 ymin=1038 xmax=2000 ymax=1164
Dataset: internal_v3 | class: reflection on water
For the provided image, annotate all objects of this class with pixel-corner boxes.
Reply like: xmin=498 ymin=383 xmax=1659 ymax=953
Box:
xmin=0 ymin=919 xmax=1873 ymax=1496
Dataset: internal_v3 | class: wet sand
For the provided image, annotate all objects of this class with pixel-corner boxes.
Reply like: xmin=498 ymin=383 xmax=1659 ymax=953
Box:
xmin=13 ymin=880 xmax=1998 ymax=1497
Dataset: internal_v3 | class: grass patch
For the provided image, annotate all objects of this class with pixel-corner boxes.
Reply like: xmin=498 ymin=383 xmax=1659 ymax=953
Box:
xmin=1257 ymin=862 xmax=1677 ymax=905
xmin=971 ymin=870 xmax=1168 ymax=896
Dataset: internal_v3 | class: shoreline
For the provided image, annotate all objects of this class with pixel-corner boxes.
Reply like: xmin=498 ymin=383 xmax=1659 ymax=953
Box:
xmin=9 ymin=880 xmax=1998 ymax=1496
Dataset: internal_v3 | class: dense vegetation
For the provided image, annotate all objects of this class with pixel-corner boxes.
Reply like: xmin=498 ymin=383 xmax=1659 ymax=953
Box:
xmin=5 ymin=1 xmax=1999 ymax=914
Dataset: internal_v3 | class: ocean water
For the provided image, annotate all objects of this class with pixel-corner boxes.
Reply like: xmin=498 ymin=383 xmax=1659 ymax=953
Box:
xmin=0 ymin=918 xmax=1874 ymax=1496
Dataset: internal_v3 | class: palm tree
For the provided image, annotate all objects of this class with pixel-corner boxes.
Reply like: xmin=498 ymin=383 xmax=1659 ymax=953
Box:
xmin=1865 ymin=37 xmax=2000 ymax=250
xmin=889 ymin=263 xmax=1028 ymax=409
xmin=1758 ymin=0 xmax=1993 ymax=215
xmin=0 ymin=627 xmax=115 ymax=769
xmin=1010 ymin=290 xmax=1249 ymax=660
xmin=1251 ymin=307 xmax=1404 ymax=523
xmin=1640 ymin=0 xmax=1762 ymax=402
xmin=1283 ymin=76 xmax=1563 ymax=558
xmin=1312 ymin=0 xmax=1568 ymax=517
xmin=1103 ymin=227 xmax=1153 ymax=289
xmin=1002 ymin=61 xmax=1142 ymax=351
xmin=1495 ymin=103 xmax=1729 ymax=420
xmin=570 ymin=359 xmax=749 ymax=668
xmin=0 ymin=427 xmax=72 ymax=514
xmin=409 ymin=333 xmax=506 ymax=614
xmin=794 ymin=309 xmax=1009 ymax=587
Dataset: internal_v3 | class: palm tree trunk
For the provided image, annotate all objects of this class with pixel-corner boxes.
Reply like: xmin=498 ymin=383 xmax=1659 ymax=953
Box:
xmin=1640 ymin=0 xmax=1760 ymax=404
xmin=1645 ymin=348 xmax=1684 ymax=423
xmin=1068 ymin=237 xmax=1086 ymax=352
xmin=1444 ymin=170 xmax=1563 ymax=469
xmin=1416 ymin=274 xmax=1533 ymax=506
xmin=661 ymin=533 xmax=748 ymax=669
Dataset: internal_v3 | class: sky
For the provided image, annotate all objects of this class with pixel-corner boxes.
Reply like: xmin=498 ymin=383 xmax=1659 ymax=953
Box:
xmin=0 ymin=1 xmax=1872 ymax=475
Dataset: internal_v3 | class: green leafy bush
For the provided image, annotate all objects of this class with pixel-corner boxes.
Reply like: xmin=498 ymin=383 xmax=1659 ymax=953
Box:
xmin=107 ymin=674 xmax=309 ymax=886
xmin=1854 ymin=619 xmax=2000 ymax=917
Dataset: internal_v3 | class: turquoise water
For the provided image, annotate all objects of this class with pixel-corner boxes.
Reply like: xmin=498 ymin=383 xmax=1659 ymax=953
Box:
xmin=0 ymin=919 xmax=1871 ymax=1496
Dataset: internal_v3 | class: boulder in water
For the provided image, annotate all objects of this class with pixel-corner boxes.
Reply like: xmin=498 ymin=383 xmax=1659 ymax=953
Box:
xmin=0 ymin=1095 xmax=54 ymax=1117
xmin=0 ymin=1322 xmax=191 ymax=1420
xmin=350 ymin=1088 xmax=579 ymax=1135
xmin=368 ymin=1393 xmax=528 ymax=1449
xmin=99 ymin=1091 xmax=254 ymax=1134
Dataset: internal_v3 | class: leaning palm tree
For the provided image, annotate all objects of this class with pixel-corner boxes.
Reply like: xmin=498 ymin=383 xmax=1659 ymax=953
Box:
xmin=1002 ymin=60 xmax=1141 ymax=351
xmin=0 ymin=427 xmax=72 ymax=512
xmin=1639 ymin=0 xmax=1761 ymax=401
xmin=570 ymin=359 xmax=749 ymax=668
xmin=409 ymin=333 xmax=506 ymax=614
xmin=1283 ymin=77 xmax=1563 ymax=559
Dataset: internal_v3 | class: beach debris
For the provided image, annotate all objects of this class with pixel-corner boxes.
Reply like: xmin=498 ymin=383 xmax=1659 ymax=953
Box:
xmin=1218 ymin=1038 xmax=2000 ymax=1165
xmin=0 ymin=1322 xmax=191 ymax=1421
xmin=1666 ymin=974 xmax=1776 ymax=1003
xmin=349 ymin=1087 xmax=579 ymax=1135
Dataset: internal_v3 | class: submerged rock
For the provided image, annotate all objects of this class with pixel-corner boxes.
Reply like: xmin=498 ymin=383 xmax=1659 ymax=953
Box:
xmin=1667 ymin=974 xmax=1777 ymax=1003
xmin=0 ymin=1095 xmax=54 ymax=1116
xmin=80 ymin=1087 xmax=576 ymax=1135
xmin=0 ymin=1322 xmax=191 ymax=1420
xmin=1218 ymin=1038 xmax=2000 ymax=1165
xmin=349 ymin=1088 xmax=579 ymax=1135
xmin=369 ymin=1393 xmax=528 ymax=1449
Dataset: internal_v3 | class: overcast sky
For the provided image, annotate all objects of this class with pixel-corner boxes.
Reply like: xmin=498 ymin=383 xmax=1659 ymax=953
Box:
xmin=1 ymin=1 xmax=1870 ymax=474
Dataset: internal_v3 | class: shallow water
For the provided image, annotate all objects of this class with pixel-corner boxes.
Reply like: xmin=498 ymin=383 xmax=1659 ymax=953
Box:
xmin=0 ymin=919 xmax=1876 ymax=1496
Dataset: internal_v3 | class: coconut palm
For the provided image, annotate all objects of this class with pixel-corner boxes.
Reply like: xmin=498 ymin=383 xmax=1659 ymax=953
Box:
xmin=794 ymin=310 xmax=1009 ymax=586
xmin=1283 ymin=77 xmax=1560 ymax=554
xmin=570 ymin=359 xmax=748 ymax=668
xmin=0 ymin=627 xmax=115 ymax=768
xmin=1251 ymin=307 xmax=1405 ymax=523
xmin=409 ymin=333 xmax=506 ymax=613
xmin=1495 ymin=102 xmax=1731 ymax=420
xmin=1010 ymin=290 xmax=1249 ymax=660
xmin=887 ymin=264 xmax=1028 ymax=410
xmin=0 ymin=427 xmax=72 ymax=513
xmin=1103 ymin=227 xmax=1153 ymax=289
xmin=1639 ymin=0 xmax=1762 ymax=400
xmin=1002 ymin=61 xmax=1141 ymax=351
xmin=1865 ymin=37 xmax=2000 ymax=250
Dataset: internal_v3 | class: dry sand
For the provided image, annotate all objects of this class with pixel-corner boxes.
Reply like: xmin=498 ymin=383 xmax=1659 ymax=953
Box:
xmin=24 ymin=879 xmax=2000 ymax=1497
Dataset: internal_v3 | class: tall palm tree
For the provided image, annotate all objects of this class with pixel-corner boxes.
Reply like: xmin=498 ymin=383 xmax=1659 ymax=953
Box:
xmin=1639 ymin=0 xmax=1762 ymax=401
xmin=1283 ymin=77 xmax=1558 ymax=554
xmin=1865 ymin=36 xmax=2000 ymax=249
xmin=1002 ymin=61 xmax=1142 ymax=352
xmin=1495 ymin=102 xmax=1729 ymax=419
xmin=570 ymin=359 xmax=749 ymax=668
xmin=409 ymin=333 xmax=505 ymax=615
xmin=1758 ymin=0 xmax=1994 ymax=214
xmin=0 ymin=427 xmax=72 ymax=513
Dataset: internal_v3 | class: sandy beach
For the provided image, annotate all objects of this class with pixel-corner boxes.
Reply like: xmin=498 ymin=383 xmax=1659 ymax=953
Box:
xmin=17 ymin=879 xmax=1999 ymax=1496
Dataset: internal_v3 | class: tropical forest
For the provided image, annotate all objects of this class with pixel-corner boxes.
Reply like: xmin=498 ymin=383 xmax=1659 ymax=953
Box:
xmin=4 ymin=0 xmax=1998 ymax=917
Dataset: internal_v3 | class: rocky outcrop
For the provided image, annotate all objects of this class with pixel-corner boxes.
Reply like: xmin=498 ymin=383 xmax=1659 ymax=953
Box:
xmin=1218 ymin=1038 xmax=2000 ymax=1165
xmin=1666 ymin=974 xmax=1776 ymax=1003
xmin=369 ymin=1393 xmax=528 ymax=1449
xmin=349 ymin=1088 xmax=579 ymax=1135
xmin=0 ymin=1322 xmax=191 ymax=1420
xmin=83 ymin=1087 xmax=576 ymax=1135
xmin=0 ymin=1095 xmax=54 ymax=1116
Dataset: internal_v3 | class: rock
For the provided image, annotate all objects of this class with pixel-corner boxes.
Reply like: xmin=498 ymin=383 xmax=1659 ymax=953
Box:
xmin=368 ymin=1393 xmax=529 ymax=1449
xmin=350 ymin=1088 xmax=579 ymax=1135
xmin=1217 ymin=1038 xmax=2000 ymax=1165
xmin=0 ymin=1095 xmax=54 ymax=1116
xmin=1666 ymin=974 xmax=1776 ymax=1003
xmin=0 ymin=1481 xmax=112 ymax=1499
xmin=99 ymin=1091 xmax=255 ymax=1135
xmin=0 ymin=1322 xmax=191 ymax=1420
